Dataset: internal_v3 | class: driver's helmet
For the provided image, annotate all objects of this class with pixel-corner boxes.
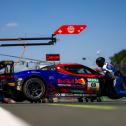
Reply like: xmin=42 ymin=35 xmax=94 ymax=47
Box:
xmin=96 ymin=57 xmax=105 ymax=67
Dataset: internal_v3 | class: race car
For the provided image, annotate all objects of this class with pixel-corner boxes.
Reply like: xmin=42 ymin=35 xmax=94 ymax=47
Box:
xmin=12 ymin=63 xmax=105 ymax=102
xmin=1 ymin=61 xmax=124 ymax=103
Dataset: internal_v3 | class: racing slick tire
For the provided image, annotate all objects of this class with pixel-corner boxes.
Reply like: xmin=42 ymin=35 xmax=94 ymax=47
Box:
xmin=23 ymin=78 xmax=46 ymax=102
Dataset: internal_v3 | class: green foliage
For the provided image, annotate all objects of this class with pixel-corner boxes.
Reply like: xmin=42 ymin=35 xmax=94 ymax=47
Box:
xmin=110 ymin=49 xmax=126 ymax=74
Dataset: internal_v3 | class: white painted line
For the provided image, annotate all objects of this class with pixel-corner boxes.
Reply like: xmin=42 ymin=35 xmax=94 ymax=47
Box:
xmin=0 ymin=107 xmax=31 ymax=126
xmin=50 ymin=104 xmax=117 ymax=110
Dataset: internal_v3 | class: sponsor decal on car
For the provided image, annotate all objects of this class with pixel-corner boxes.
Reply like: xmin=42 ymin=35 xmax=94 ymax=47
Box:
xmin=58 ymin=84 xmax=72 ymax=87
xmin=57 ymin=79 xmax=74 ymax=84
xmin=75 ymin=78 xmax=86 ymax=85
xmin=87 ymin=78 xmax=99 ymax=91
xmin=57 ymin=78 xmax=86 ymax=86
xmin=87 ymin=78 xmax=99 ymax=83
xmin=70 ymin=89 xmax=84 ymax=94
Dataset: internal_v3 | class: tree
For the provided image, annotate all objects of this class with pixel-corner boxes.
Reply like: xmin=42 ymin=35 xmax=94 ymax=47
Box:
xmin=110 ymin=49 xmax=126 ymax=74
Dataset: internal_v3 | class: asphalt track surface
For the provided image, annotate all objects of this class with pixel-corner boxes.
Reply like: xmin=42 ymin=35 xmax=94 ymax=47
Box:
xmin=1 ymin=100 xmax=126 ymax=126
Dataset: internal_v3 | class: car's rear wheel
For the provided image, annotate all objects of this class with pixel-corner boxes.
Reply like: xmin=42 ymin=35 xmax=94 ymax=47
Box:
xmin=23 ymin=78 xmax=46 ymax=102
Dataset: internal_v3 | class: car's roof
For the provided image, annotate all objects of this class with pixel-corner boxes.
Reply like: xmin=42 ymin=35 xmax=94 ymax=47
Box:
xmin=55 ymin=63 xmax=83 ymax=67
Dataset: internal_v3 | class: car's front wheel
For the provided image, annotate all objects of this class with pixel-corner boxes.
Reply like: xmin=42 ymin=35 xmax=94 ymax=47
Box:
xmin=23 ymin=78 xmax=46 ymax=102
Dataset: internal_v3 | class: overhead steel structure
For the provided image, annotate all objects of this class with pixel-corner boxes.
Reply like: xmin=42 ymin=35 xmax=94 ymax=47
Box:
xmin=0 ymin=34 xmax=56 ymax=47
xmin=0 ymin=24 xmax=87 ymax=47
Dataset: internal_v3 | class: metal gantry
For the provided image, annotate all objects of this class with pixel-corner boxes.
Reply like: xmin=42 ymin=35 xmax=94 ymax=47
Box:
xmin=0 ymin=34 xmax=56 ymax=47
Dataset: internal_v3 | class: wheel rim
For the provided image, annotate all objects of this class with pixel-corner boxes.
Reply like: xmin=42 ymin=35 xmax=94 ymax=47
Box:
xmin=25 ymin=80 xmax=45 ymax=98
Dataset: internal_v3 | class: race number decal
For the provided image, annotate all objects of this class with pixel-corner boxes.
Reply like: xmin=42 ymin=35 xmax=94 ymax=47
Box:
xmin=87 ymin=78 xmax=99 ymax=91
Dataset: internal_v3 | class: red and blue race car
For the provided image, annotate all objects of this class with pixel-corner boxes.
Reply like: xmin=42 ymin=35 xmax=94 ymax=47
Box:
xmin=12 ymin=63 xmax=105 ymax=102
xmin=1 ymin=61 xmax=123 ymax=103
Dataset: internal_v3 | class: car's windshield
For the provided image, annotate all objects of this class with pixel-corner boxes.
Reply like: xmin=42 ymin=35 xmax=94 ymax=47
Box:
xmin=62 ymin=65 xmax=98 ymax=74
xmin=41 ymin=65 xmax=55 ymax=71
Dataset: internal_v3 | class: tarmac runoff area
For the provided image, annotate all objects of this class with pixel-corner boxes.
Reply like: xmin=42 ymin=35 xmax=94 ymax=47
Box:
xmin=1 ymin=98 xmax=126 ymax=126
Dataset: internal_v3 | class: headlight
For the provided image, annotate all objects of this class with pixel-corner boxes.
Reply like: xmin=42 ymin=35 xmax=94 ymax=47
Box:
xmin=16 ymin=78 xmax=23 ymax=85
xmin=16 ymin=78 xmax=23 ymax=91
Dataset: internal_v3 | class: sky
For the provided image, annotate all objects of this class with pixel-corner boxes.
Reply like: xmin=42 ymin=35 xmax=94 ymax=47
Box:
xmin=0 ymin=0 xmax=126 ymax=67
